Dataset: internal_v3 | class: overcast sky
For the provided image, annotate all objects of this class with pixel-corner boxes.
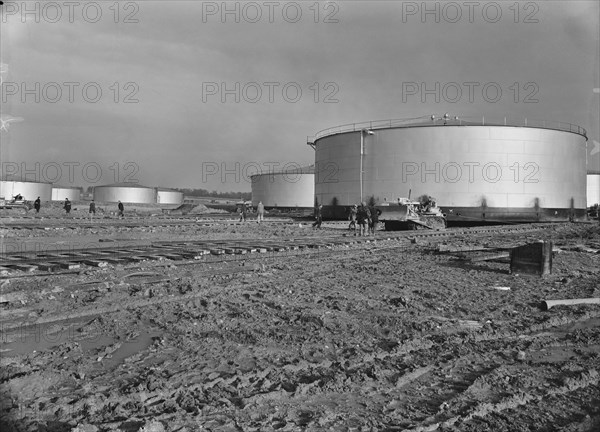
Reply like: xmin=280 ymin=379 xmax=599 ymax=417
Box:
xmin=1 ymin=0 xmax=598 ymax=191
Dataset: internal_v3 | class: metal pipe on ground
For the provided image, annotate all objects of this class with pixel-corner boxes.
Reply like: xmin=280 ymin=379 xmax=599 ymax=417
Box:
xmin=542 ymin=298 xmax=600 ymax=311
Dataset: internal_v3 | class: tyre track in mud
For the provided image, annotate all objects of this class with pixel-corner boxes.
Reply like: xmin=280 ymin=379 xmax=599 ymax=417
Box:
xmin=1 ymin=223 xmax=598 ymax=431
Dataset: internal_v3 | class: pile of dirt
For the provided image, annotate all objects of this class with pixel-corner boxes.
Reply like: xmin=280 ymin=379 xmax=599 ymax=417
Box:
xmin=188 ymin=203 xmax=229 ymax=214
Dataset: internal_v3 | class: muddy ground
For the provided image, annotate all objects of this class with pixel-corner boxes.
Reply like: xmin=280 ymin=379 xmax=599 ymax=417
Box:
xmin=1 ymin=220 xmax=599 ymax=432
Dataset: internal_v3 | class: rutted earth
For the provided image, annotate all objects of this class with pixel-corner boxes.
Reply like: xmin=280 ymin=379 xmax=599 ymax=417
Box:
xmin=1 ymin=220 xmax=599 ymax=431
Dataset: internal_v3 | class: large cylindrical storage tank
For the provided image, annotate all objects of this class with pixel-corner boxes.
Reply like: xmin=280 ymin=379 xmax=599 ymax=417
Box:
xmin=1 ymin=180 xmax=52 ymax=201
xmin=51 ymin=186 xmax=81 ymax=201
xmin=156 ymin=188 xmax=184 ymax=205
xmin=93 ymin=183 xmax=156 ymax=204
xmin=312 ymin=118 xmax=588 ymax=223
xmin=588 ymin=172 xmax=600 ymax=207
xmin=251 ymin=166 xmax=314 ymax=208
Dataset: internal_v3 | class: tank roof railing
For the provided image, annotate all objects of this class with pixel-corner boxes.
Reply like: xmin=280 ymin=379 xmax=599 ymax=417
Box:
xmin=307 ymin=115 xmax=588 ymax=143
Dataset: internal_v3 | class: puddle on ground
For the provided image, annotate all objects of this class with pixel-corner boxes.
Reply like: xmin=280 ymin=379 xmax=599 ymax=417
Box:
xmin=0 ymin=317 xmax=159 ymax=368
xmin=551 ymin=317 xmax=600 ymax=334
xmin=528 ymin=345 xmax=600 ymax=363
xmin=90 ymin=331 xmax=157 ymax=369
xmin=525 ymin=316 xmax=600 ymax=363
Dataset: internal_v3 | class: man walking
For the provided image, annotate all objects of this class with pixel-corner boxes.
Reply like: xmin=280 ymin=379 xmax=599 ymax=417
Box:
xmin=356 ymin=202 xmax=370 ymax=236
xmin=257 ymin=201 xmax=265 ymax=223
xmin=64 ymin=198 xmax=71 ymax=216
xmin=89 ymin=200 xmax=96 ymax=220
xmin=312 ymin=204 xmax=323 ymax=229
xmin=348 ymin=204 xmax=357 ymax=232
xmin=34 ymin=197 xmax=41 ymax=214
xmin=368 ymin=204 xmax=382 ymax=236
xmin=239 ymin=202 xmax=247 ymax=222
xmin=118 ymin=201 xmax=124 ymax=218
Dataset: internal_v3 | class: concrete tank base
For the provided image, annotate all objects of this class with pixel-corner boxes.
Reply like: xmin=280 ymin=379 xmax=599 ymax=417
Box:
xmin=442 ymin=207 xmax=587 ymax=225
xmin=321 ymin=205 xmax=587 ymax=225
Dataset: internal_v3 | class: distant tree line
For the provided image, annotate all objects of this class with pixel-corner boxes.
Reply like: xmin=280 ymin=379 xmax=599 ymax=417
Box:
xmin=174 ymin=188 xmax=251 ymax=200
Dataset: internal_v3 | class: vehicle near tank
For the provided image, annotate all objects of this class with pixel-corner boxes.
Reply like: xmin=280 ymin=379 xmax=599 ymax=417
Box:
xmin=236 ymin=201 xmax=253 ymax=212
xmin=0 ymin=196 xmax=33 ymax=211
xmin=378 ymin=194 xmax=446 ymax=230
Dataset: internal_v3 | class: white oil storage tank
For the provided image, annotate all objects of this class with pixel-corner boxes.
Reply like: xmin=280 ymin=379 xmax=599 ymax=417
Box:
xmin=251 ymin=165 xmax=314 ymax=208
xmin=1 ymin=179 xmax=52 ymax=201
xmin=309 ymin=116 xmax=588 ymax=223
xmin=587 ymin=171 xmax=600 ymax=207
xmin=156 ymin=188 xmax=184 ymax=205
xmin=51 ymin=185 xmax=81 ymax=201
xmin=93 ymin=183 xmax=156 ymax=204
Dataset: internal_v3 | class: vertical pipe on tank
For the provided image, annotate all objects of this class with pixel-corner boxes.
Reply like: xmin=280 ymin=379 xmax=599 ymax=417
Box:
xmin=360 ymin=130 xmax=364 ymax=203
xmin=360 ymin=129 xmax=374 ymax=204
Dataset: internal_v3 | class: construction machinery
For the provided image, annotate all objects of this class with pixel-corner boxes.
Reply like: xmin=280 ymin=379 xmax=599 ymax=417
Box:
xmin=0 ymin=196 xmax=32 ymax=211
xmin=378 ymin=194 xmax=446 ymax=230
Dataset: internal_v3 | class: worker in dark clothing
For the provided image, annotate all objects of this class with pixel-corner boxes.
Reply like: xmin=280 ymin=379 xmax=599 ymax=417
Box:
xmin=89 ymin=200 xmax=96 ymax=220
xmin=118 ymin=201 xmax=124 ymax=218
xmin=356 ymin=202 xmax=370 ymax=236
xmin=239 ymin=202 xmax=247 ymax=222
xmin=312 ymin=204 xmax=323 ymax=229
xmin=64 ymin=198 xmax=71 ymax=215
xmin=257 ymin=201 xmax=265 ymax=223
xmin=348 ymin=204 xmax=358 ymax=232
xmin=34 ymin=197 xmax=41 ymax=213
xmin=368 ymin=205 xmax=382 ymax=236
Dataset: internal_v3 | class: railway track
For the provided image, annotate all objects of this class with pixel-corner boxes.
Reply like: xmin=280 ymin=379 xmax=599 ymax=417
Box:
xmin=0 ymin=216 xmax=295 ymax=232
xmin=0 ymin=223 xmax=560 ymax=276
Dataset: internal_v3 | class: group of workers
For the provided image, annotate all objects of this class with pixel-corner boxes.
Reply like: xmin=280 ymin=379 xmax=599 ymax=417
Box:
xmin=312 ymin=201 xmax=381 ymax=235
xmin=238 ymin=201 xmax=265 ymax=223
xmin=64 ymin=198 xmax=124 ymax=219
xmin=237 ymin=200 xmax=384 ymax=234
xmin=347 ymin=202 xmax=382 ymax=236
xmin=10 ymin=194 xmax=125 ymax=219
xmin=19 ymin=196 xmax=386 ymax=233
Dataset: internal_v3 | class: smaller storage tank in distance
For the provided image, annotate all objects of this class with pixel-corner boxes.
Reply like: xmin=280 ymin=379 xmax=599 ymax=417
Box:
xmin=1 ymin=179 xmax=52 ymax=201
xmin=156 ymin=188 xmax=184 ymax=205
xmin=251 ymin=165 xmax=314 ymax=208
xmin=93 ymin=183 xmax=156 ymax=204
xmin=51 ymin=186 xmax=81 ymax=201
xmin=588 ymin=172 xmax=600 ymax=207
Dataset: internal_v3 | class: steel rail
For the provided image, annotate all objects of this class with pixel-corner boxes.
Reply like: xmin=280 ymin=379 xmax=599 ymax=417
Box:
xmin=0 ymin=223 xmax=559 ymax=277
xmin=0 ymin=218 xmax=296 ymax=231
